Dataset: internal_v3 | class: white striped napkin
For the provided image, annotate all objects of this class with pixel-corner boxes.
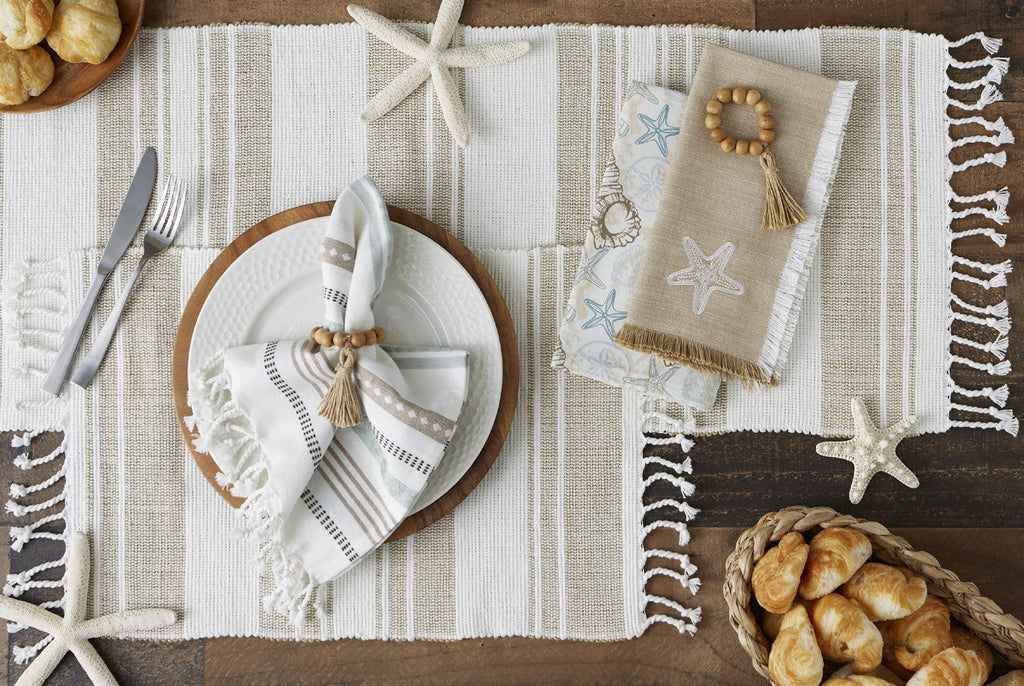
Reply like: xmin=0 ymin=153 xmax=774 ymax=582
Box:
xmin=186 ymin=176 xmax=469 ymax=622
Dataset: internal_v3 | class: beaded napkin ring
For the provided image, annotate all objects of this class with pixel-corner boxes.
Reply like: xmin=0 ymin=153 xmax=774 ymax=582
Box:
xmin=705 ymin=87 xmax=807 ymax=230
xmin=310 ymin=325 xmax=387 ymax=428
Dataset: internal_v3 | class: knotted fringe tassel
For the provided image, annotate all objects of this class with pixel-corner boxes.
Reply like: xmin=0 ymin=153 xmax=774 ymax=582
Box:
xmin=317 ymin=342 xmax=363 ymax=428
xmin=759 ymin=148 xmax=806 ymax=230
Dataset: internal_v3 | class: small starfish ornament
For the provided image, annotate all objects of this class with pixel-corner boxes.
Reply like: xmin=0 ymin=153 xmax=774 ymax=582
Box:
xmin=666 ymin=237 xmax=745 ymax=315
xmin=816 ymin=397 xmax=919 ymax=505
xmin=348 ymin=0 xmax=531 ymax=148
xmin=0 ymin=532 xmax=175 ymax=686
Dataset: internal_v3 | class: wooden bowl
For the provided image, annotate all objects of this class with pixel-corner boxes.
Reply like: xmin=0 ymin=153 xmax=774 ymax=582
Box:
xmin=724 ymin=505 xmax=1024 ymax=683
xmin=171 ymin=202 xmax=520 ymax=542
xmin=0 ymin=0 xmax=144 ymax=114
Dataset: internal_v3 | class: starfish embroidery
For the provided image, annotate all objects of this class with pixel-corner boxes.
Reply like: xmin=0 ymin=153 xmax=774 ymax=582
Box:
xmin=582 ymin=289 xmax=627 ymax=340
xmin=348 ymin=0 xmax=531 ymax=148
xmin=575 ymin=248 xmax=609 ymax=288
xmin=635 ymin=104 xmax=679 ymax=157
xmin=666 ymin=237 xmax=745 ymax=315
xmin=624 ymin=356 xmax=680 ymax=396
xmin=0 ymin=532 xmax=175 ymax=686
xmin=816 ymin=397 xmax=919 ymax=505
xmin=625 ymin=81 xmax=659 ymax=104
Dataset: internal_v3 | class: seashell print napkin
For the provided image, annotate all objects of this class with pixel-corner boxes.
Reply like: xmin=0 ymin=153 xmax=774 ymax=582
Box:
xmin=554 ymin=83 xmax=722 ymax=411
xmin=616 ymin=45 xmax=856 ymax=385
xmin=187 ymin=176 xmax=469 ymax=622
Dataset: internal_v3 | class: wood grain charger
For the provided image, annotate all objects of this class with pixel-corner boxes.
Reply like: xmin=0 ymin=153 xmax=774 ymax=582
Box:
xmin=0 ymin=0 xmax=145 ymax=114
xmin=171 ymin=202 xmax=519 ymax=542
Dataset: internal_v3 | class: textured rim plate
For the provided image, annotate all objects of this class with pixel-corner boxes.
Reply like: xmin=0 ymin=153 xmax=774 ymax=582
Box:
xmin=187 ymin=217 xmax=503 ymax=514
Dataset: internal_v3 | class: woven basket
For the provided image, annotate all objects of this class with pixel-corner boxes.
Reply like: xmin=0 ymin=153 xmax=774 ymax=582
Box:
xmin=724 ymin=505 xmax=1024 ymax=683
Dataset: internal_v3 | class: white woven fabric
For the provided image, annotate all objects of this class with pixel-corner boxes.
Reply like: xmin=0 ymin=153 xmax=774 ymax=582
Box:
xmin=0 ymin=23 xmax=1012 ymax=643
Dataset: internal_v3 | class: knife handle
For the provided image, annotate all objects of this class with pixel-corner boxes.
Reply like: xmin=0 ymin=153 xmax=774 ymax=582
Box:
xmin=40 ymin=271 xmax=110 ymax=396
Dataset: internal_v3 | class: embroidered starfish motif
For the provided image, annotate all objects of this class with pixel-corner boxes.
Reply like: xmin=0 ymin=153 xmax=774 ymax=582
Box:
xmin=666 ymin=237 xmax=745 ymax=315
xmin=348 ymin=0 xmax=531 ymax=148
xmin=0 ymin=532 xmax=175 ymax=686
xmin=635 ymin=104 xmax=679 ymax=157
xmin=625 ymin=81 xmax=659 ymax=104
xmin=624 ymin=356 xmax=680 ymax=396
xmin=816 ymin=397 xmax=919 ymax=505
xmin=582 ymin=289 xmax=627 ymax=340
xmin=575 ymin=248 xmax=609 ymax=288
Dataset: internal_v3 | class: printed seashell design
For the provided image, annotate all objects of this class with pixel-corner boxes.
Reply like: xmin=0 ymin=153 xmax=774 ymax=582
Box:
xmin=589 ymin=156 xmax=642 ymax=249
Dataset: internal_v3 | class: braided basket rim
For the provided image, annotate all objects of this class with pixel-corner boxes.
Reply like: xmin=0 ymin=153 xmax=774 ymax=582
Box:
xmin=723 ymin=505 xmax=1024 ymax=684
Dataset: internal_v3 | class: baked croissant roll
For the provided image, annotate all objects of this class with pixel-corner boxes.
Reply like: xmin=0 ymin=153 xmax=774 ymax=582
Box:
xmin=990 ymin=670 xmax=1024 ymax=686
xmin=0 ymin=0 xmax=54 ymax=49
xmin=840 ymin=563 xmax=927 ymax=621
xmin=905 ymin=646 xmax=987 ymax=686
xmin=880 ymin=595 xmax=952 ymax=672
xmin=822 ymin=677 xmax=896 ymax=686
xmin=949 ymin=626 xmax=992 ymax=681
xmin=799 ymin=527 xmax=872 ymax=600
xmin=0 ymin=42 xmax=52 ymax=104
xmin=46 ymin=0 xmax=120 ymax=64
xmin=753 ymin=532 xmax=809 ymax=613
xmin=769 ymin=604 xmax=823 ymax=686
xmin=811 ymin=593 xmax=883 ymax=674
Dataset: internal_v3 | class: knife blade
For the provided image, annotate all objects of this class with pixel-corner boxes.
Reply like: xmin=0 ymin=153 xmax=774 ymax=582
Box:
xmin=41 ymin=147 xmax=158 ymax=396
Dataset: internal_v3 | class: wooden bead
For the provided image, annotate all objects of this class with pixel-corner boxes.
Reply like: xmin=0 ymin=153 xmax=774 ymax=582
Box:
xmin=704 ymin=114 xmax=721 ymax=130
xmin=314 ymin=328 xmax=333 ymax=347
xmin=735 ymin=139 xmax=749 ymax=155
xmin=759 ymin=114 xmax=775 ymax=130
xmin=373 ymin=326 xmax=387 ymax=343
xmin=755 ymin=100 xmax=771 ymax=115
xmin=745 ymin=89 xmax=761 ymax=106
xmin=748 ymin=140 xmax=764 ymax=157
xmin=333 ymin=331 xmax=347 ymax=347
xmin=732 ymin=87 xmax=746 ymax=104
xmin=706 ymin=100 xmax=722 ymax=115
xmin=716 ymin=87 xmax=732 ymax=103
xmin=350 ymin=331 xmax=366 ymax=348
xmin=759 ymin=129 xmax=776 ymax=144
xmin=310 ymin=327 xmax=321 ymax=341
xmin=709 ymin=127 xmax=727 ymax=142
xmin=363 ymin=329 xmax=378 ymax=345
xmin=720 ymin=137 xmax=736 ymax=153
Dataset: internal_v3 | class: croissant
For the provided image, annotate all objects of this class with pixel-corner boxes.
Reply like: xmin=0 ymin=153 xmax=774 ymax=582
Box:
xmin=753 ymin=532 xmax=810 ymax=613
xmin=905 ymin=646 xmax=986 ymax=686
xmin=0 ymin=0 xmax=53 ymax=49
xmin=949 ymin=626 xmax=992 ymax=681
xmin=829 ymin=663 xmax=906 ymax=683
xmin=46 ymin=0 xmax=120 ymax=64
xmin=989 ymin=671 xmax=1024 ymax=686
xmin=811 ymin=593 xmax=883 ymax=674
xmin=881 ymin=595 xmax=952 ymax=672
xmin=799 ymin=527 xmax=872 ymax=600
xmin=769 ymin=604 xmax=823 ymax=686
xmin=821 ymin=677 xmax=895 ymax=686
xmin=840 ymin=563 xmax=927 ymax=621
xmin=0 ymin=42 xmax=52 ymax=105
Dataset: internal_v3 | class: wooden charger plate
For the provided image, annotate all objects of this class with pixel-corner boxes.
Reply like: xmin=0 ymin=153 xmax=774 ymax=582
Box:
xmin=0 ymin=0 xmax=144 ymax=114
xmin=172 ymin=202 xmax=519 ymax=541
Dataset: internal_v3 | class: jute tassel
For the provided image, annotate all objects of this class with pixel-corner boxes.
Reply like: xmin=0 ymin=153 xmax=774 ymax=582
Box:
xmin=759 ymin=148 xmax=806 ymax=230
xmin=317 ymin=341 xmax=363 ymax=428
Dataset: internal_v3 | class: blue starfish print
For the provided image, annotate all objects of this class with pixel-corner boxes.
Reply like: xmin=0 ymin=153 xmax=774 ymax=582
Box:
xmin=575 ymin=248 xmax=610 ymax=288
xmin=625 ymin=81 xmax=659 ymax=104
xmin=635 ymin=105 xmax=679 ymax=157
xmin=624 ymin=356 xmax=680 ymax=395
xmin=582 ymin=290 xmax=627 ymax=340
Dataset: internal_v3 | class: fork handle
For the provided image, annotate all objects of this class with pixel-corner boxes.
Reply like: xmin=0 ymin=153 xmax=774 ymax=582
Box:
xmin=70 ymin=259 xmax=148 ymax=390
xmin=41 ymin=271 xmax=111 ymax=396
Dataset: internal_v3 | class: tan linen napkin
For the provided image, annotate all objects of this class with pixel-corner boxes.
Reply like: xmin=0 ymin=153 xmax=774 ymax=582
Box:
xmin=616 ymin=44 xmax=855 ymax=385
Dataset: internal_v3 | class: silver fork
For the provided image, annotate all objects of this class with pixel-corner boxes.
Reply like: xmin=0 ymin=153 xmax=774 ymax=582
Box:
xmin=71 ymin=177 xmax=187 ymax=389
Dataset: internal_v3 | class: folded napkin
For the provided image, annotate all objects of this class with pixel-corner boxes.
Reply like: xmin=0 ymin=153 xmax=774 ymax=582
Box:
xmin=553 ymin=83 xmax=721 ymax=410
xmin=617 ymin=45 xmax=856 ymax=385
xmin=187 ymin=176 xmax=469 ymax=621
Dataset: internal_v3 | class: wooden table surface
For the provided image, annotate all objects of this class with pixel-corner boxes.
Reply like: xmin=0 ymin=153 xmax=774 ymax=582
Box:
xmin=3 ymin=1 xmax=1023 ymax=684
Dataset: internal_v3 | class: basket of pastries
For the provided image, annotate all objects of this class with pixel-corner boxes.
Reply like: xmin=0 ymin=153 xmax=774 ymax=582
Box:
xmin=724 ymin=505 xmax=1024 ymax=685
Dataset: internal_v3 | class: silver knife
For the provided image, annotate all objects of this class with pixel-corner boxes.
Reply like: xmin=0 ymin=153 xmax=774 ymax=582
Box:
xmin=41 ymin=147 xmax=158 ymax=396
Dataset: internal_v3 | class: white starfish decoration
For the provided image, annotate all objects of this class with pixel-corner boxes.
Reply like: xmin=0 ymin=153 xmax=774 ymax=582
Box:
xmin=0 ymin=532 xmax=176 ymax=686
xmin=666 ymin=237 xmax=745 ymax=315
xmin=347 ymin=0 xmax=532 ymax=148
xmin=816 ymin=397 xmax=920 ymax=505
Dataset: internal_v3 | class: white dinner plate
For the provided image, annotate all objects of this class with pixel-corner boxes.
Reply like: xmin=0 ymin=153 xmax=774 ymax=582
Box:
xmin=188 ymin=217 xmax=503 ymax=512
